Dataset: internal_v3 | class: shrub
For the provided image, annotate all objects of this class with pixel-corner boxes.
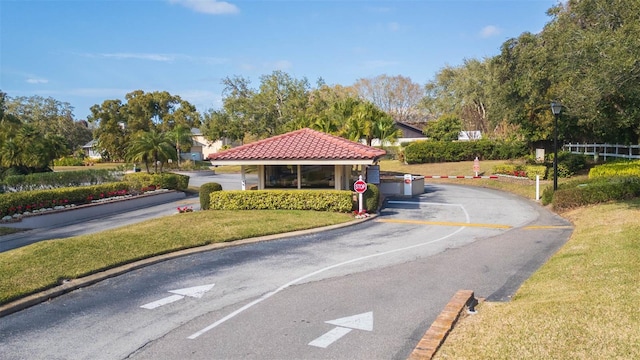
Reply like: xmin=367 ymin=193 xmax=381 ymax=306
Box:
xmin=122 ymin=172 xmax=189 ymax=191
xmin=547 ymin=152 xmax=588 ymax=178
xmin=199 ymin=182 xmax=223 ymax=210
xmin=208 ymin=190 xmax=353 ymax=212
xmin=589 ymin=160 xmax=640 ymax=179
xmin=543 ymin=176 xmax=640 ymax=210
xmin=404 ymin=139 xmax=527 ymax=164
xmin=525 ymin=165 xmax=547 ymax=180
xmin=1 ymin=170 xmax=119 ymax=192
xmin=492 ymin=163 xmax=545 ymax=179
xmin=363 ymin=183 xmax=380 ymax=213
xmin=54 ymin=157 xmax=85 ymax=166
xmin=0 ymin=182 xmax=131 ymax=217
xmin=541 ymin=185 xmax=554 ymax=205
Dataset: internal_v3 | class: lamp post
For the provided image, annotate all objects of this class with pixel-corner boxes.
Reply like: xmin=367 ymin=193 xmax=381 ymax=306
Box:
xmin=551 ymin=101 xmax=562 ymax=191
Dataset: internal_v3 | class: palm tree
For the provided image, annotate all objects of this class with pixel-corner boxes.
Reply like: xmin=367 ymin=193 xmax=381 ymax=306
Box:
xmin=166 ymin=126 xmax=193 ymax=166
xmin=15 ymin=124 xmax=46 ymax=170
xmin=0 ymin=138 xmax=21 ymax=169
xmin=339 ymin=101 xmax=400 ymax=147
xmin=43 ymin=134 xmax=70 ymax=168
xmin=342 ymin=102 xmax=376 ymax=145
xmin=126 ymin=130 xmax=176 ymax=173
xmin=372 ymin=116 xmax=402 ymax=148
xmin=311 ymin=115 xmax=339 ymax=134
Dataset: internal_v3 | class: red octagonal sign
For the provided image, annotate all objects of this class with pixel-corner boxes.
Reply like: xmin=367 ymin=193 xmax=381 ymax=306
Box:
xmin=354 ymin=179 xmax=367 ymax=194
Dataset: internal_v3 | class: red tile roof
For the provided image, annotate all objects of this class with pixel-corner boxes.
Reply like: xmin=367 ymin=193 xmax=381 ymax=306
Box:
xmin=208 ymin=128 xmax=386 ymax=163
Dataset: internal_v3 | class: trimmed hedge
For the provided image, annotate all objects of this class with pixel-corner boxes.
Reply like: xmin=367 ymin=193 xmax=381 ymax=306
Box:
xmin=199 ymin=182 xmax=223 ymax=210
xmin=542 ymin=176 xmax=640 ymax=210
xmin=0 ymin=182 xmax=131 ymax=217
xmin=122 ymin=172 xmax=189 ymax=191
xmin=0 ymin=172 xmax=189 ymax=218
xmin=2 ymin=169 xmax=118 ymax=192
xmin=53 ymin=157 xmax=85 ymax=166
xmin=493 ymin=164 xmax=548 ymax=180
xmin=208 ymin=190 xmax=353 ymax=212
xmin=589 ymin=160 xmax=640 ymax=179
xmin=363 ymin=183 xmax=380 ymax=213
xmin=404 ymin=139 xmax=527 ymax=164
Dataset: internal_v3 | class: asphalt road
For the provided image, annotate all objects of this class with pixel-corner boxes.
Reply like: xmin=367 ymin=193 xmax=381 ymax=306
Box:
xmin=0 ymin=180 xmax=573 ymax=359
xmin=0 ymin=172 xmax=257 ymax=252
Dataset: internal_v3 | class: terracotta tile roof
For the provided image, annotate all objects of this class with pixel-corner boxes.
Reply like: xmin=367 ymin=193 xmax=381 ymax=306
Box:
xmin=208 ymin=128 xmax=386 ymax=162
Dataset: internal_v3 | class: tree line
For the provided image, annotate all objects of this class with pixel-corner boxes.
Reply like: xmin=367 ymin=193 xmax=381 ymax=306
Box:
xmin=1 ymin=0 xmax=637 ymax=176
xmin=424 ymin=0 xmax=640 ymax=146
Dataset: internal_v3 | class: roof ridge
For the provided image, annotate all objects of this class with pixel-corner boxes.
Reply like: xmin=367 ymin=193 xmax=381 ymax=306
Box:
xmin=208 ymin=128 xmax=386 ymax=161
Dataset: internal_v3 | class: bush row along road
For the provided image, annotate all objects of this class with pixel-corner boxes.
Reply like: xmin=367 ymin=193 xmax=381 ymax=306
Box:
xmin=0 ymin=172 xmax=257 ymax=252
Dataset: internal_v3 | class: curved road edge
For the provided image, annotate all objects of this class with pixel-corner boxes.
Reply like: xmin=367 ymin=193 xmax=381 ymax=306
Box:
xmin=0 ymin=215 xmax=376 ymax=318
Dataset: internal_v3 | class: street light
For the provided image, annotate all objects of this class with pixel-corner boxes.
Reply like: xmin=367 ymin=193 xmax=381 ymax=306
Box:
xmin=551 ymin=101 xmax=563 ymax=191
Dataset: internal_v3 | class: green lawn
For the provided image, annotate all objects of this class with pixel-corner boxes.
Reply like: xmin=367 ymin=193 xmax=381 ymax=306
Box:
xmin=434 ymin=200 xmax=640 ymax=359
xmin=0 ymin=210 xmax=352 ymax=305
xmin=379 ymin=159 xmax=587 ymax=200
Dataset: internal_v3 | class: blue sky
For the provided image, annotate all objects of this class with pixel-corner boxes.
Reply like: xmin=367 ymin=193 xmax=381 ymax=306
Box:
xmin=1 ymin=0 xmax=559 ymax=120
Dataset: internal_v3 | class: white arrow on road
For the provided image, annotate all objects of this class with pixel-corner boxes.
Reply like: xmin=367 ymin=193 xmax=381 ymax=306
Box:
xmin=308 ymin=312 xmax=373 ymax=348
xmin=140 ymin=284 xmax=215 ymax=310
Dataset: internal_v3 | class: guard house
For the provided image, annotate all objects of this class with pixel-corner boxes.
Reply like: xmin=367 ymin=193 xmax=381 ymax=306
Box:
xmin=207 ymin=128 xmax=386 ymax=190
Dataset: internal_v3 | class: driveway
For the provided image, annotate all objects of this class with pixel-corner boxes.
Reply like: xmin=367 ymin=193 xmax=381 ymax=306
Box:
xmin=0 ymin=182 xmax=572 ymax=359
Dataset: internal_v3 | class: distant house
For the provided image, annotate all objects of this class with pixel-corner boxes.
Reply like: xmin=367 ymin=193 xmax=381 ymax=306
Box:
xmin=458 ymin=131 xmax=482 ymax=141
xmin=82 ymin=140 xmax=101 ymax=159
xmin=186 ymin=128 xmax=238 ymax=161
xmin=82 ymin=129 xmax=235 ymax=162
xmin=367 ymin=121 xmax=427 ymax=147
xmin=395 ymin=122 xmax=426 ymax=139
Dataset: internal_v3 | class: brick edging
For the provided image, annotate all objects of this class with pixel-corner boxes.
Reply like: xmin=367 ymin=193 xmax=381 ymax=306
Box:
xmin=407 ymin=290 xmax=477 ymax=360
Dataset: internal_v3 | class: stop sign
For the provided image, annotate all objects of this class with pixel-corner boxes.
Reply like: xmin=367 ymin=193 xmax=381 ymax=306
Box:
xmin=354 ymin=179 xmax=367 ymax=194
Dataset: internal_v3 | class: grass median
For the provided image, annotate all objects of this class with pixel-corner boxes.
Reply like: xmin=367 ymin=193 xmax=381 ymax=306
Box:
xmin=0 ymin=210 xmax=352 ymax=305
xmin=434 ymin=199 xmax=640 ymax=359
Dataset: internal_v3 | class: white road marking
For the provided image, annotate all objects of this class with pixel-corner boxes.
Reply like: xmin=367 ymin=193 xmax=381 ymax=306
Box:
xmin=140 ymin=295 xmax=185 ymax=310
xmin=309 ymin=312 xmax=374 ymax=348
xmin=169 ymin=284 xmax=215 ymax=298
xmin=308 ymin=327 xmax=352 ymax=348
xmin=141 ymin=284 xmax=215 ymax=310
xmin=187 ymin=223 xmax=467 ymax=339
xmin=326 ymin=312 xmax=373 ymax=331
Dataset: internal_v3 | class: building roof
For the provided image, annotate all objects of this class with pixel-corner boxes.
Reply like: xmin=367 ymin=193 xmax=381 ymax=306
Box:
xmin=208 ymin=128 xmax=387 ymax=165
xmin=395 ymin=121 xmax=426 ymax=136
xmin=82 ymin=139 xmax=97 ymax=148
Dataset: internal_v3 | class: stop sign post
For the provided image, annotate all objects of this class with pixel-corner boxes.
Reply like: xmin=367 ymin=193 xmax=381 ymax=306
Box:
xmin=354 ymin=176 xmax=367 ymax=213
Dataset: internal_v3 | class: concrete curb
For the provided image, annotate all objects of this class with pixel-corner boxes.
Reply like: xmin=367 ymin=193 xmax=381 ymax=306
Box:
xmin=407 ymin=290 xmax=478 ymax=360
xmin=0 ymin=214 xmax=377 ymax=318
